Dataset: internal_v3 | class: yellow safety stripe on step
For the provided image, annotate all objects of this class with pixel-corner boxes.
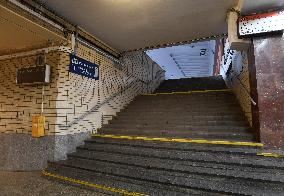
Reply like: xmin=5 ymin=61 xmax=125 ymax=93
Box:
xmin=92 ymin=134 xmax=264 ymax=147
xmin=141 ymin=89 xmax=233 ymax=96
xmin=42 ymin=170 xmax=148 ymax=196
xmin=257 ymin=152 xmax=284 ymax=158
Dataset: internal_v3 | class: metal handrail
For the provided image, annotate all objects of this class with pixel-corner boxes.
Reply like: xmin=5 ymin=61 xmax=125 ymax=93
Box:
xmin=59 ymin=71 xmax=165 ymax=128
xmin=221 ymin=64 xmax=257 ymax=106
xmin=232 ymin=73 xmax=257 ymax=106
xmin=59 ymin=79 xmax=140 ymax=128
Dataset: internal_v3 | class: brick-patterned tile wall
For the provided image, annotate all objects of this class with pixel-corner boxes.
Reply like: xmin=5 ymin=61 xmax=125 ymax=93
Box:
xmin=0 ymin=46 xmax=164 ymax=136
xmin=231 ymin=53 xmax=252 ymax=126
xmin=54 ymin=43 xmax=164 ymax=135
xmin=0 ymin=52 xmax=61 ymax=134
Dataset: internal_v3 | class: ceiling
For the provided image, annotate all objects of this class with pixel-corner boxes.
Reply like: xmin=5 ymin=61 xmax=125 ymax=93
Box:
xmin=0 ymin=4 xmax=64 ymax=55
xmin=146 ymin=40 xmax=215 ymax=79
xmin=242 ymin=0 xmax=284 ymax=14
xmin=2 ymin=0 xmax=284 ymax=54
xmin=37 ymin=0 xmax=284 ymax=52
xmin=38 ymin=0 xmax=238 ymax=52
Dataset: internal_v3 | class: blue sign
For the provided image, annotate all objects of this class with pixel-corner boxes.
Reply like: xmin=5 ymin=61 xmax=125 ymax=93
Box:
xmin=69 ymin=54 xmax=99 ymax=80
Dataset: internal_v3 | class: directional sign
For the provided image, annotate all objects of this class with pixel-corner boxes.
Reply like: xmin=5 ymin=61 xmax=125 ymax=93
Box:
xmin=69 ymin=54 xmax=99 ymax=80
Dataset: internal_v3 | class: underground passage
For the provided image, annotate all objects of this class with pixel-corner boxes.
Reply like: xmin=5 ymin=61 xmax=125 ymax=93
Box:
xmin=0 ymin=0 xmax=284 ymax=195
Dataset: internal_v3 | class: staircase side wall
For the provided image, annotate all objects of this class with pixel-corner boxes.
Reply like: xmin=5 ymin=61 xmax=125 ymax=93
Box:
xmin=0 ymin=7 xmax=164 ymax=170
xmin=55 ymin=45 xmax=164 ymax=136
xmin=51 ymin=45 xmax=164 ymax=160
xmin=0 ymin=48 xmax=164 ymax=170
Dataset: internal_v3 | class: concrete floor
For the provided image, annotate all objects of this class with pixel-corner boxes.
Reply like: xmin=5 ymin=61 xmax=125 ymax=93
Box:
xmin=0 ymin=171 xmax=108 ymax=196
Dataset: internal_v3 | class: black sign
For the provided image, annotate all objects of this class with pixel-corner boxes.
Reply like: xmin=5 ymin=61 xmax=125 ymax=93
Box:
xmin=69 ymin=54 xmax=99 ymax=79
xmin=17 ymin=65 xmax=50 ymax=85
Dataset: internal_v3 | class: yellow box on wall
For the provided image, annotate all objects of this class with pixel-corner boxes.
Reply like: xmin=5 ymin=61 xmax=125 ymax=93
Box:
xmin=32 ymin=116 xmax=45 ymax=138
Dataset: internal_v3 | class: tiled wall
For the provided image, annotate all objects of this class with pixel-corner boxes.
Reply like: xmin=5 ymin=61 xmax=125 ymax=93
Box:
xmin=0 ymin=2 xmax=164 ymax=169
xmin=0 ymin=52 xmax=60 ymax=134
xmin=54 ymin=43 xmax=164 ymax=135
xmin=0 ymin=44 xmax=164 ymax=136
xmin=220 ymin=39 xmax=252 ymax=126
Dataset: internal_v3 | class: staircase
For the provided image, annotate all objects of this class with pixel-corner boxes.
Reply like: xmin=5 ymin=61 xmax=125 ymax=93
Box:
xmin=155 ymin=75 xmax=227 ymax=93
xmin=101 ymin=91 xmax=253 ymax=142
xmin=44 ymin=77 xmax=284 ymax=195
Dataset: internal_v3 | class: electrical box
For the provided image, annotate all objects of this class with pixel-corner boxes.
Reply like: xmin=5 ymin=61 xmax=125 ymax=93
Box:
xmin=32 ymin=116 xmax=45 ymax=138
xmin=16 ymin=65 xmax=50 ymax=85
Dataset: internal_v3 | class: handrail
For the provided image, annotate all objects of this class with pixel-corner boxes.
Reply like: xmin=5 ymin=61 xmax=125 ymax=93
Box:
xmin=59 ymin=79 xmax=140 ymax=128
xmin=59 ymin=71 xmax=165 ymax=128
xmin=232 ymin=73 xmax=257 ymax=106
xmin=221 ymin=65 xmax=256 ymax=106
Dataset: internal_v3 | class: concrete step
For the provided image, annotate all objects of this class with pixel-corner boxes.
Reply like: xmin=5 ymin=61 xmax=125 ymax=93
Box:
xmin=154 ymin=76 xmax=227 ymax=93
xmin=70 ymin=148 xmax=284 ymax=183
xmin=123 ymin=107 xmax=243 ymax=113
xmin=85 ymin=138 xmax=284 ymax=168
xmin=134 ymin=92 xmax=237 ymax=100
xmin=87 ymin=136 xmax=262 ymax=154
xmin=48 ymin=158 xmax=284 ymax=195
xmin=113 ymin=114 xmax=246 ymax=121
xmin=110 ymin=119 xmax=248 ymax=126
xmin=130 ymin=99 xmax=239 ymax=107
xmin=102 ymin=124 xmax=251 ymax=132
xmin=136 ymin=92 xmax=236 ymax=97
xmin=118 ymin=110 xmax=244 ymax=117
xmin=133 ymin=97 xmax=238 ymax=104
xmin=99 ymin=129 xmax=255 ymax=141
xmin=126 ymin=103 xmax=240 ymax=109
xmin=46 ymin=162 xmax=227 ymax=196
xmin=135 ymin=95 xmax=237 ymax=102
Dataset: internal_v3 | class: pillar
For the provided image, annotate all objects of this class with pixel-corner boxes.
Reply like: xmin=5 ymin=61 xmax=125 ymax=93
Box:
xmin=253 ymin=35 xmax=284 ymax=148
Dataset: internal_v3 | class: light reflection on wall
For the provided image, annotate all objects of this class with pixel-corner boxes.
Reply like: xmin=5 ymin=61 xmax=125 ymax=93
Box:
xmin=146 ymin=40 xmax=216 ymax=79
